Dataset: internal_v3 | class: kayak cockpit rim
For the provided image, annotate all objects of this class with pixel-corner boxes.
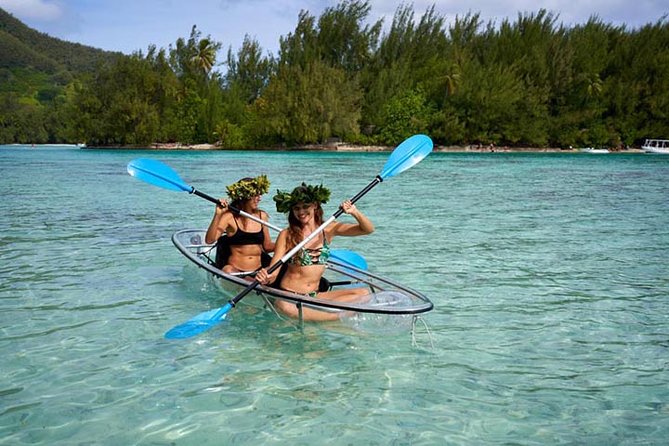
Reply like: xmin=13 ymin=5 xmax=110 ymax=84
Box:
xmin=171 ymin=229 xmax=434 ymax=315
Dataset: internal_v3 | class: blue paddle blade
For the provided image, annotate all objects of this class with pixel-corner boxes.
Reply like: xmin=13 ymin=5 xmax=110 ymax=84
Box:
xmin=330 ymin=249 xmax=368 ymax=271
xmin=164 ymin=319 xmax=223 ymax=339
xmin=127 ymin=158 xmax=193 ymax=193
xmin=379 ymin=134 xmax=433 ymax=180
xmin=164 ymin=303 xmax=232 ymax=339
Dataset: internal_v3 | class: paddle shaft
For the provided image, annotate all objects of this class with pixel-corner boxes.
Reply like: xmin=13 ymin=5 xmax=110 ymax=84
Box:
xmin=130 ymin=157 xmax=373 ymax=238
xmin=192 ymin=189 xmax=282 ymax=232
xmin=214 ymin=175 xmax=384 ymax=316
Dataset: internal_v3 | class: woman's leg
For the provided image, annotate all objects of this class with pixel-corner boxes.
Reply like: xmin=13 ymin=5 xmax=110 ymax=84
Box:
xmin=273 ymin=287 xmax=369 ymax=321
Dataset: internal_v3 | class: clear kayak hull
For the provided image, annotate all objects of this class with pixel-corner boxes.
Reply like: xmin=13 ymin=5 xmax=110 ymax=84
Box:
xmin=172 ymin=229 xmax=434 ymax=317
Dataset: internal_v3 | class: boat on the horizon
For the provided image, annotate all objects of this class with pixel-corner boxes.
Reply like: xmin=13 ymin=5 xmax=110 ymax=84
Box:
xmin=27 ymin=143 xmax=81 ymax=148
xmin=641 ymin=139 xmax=669 ymax=154
xmin=580 ymin=147 xmax=610 ymax=154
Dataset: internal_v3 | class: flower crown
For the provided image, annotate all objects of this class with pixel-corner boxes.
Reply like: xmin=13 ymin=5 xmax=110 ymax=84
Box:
xmin=226 ymin=175 xmax=270 ymax=201
xmin=273 ymin=183 xmax=331 ymax=213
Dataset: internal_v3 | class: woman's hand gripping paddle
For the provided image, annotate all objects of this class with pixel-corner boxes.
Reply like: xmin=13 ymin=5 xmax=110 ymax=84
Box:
xmin=163 ymin=134 xmax=433 ymax=339
xmin=127 ymin=158 xmax=366 ymax=271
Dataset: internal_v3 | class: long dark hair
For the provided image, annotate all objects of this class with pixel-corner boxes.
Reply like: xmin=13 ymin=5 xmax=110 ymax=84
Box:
xmin=286 ymin=203 xmax=324 ymax=250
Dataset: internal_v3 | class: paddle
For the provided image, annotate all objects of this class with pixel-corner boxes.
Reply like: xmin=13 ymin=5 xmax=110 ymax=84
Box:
xmin=127 ymin=157 xmax=238 ymax=207
xmin=328 ymin=249 xmax=368 ymax=271
xmin=164 ymin=134 xmax=433 ymax=339
xmin=127 ymin=158 xmax=366 ymax=271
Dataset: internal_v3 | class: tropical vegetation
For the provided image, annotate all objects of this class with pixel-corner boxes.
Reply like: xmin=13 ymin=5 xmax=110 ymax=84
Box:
xmin=1 ymin=2 xmax=668 ymax=149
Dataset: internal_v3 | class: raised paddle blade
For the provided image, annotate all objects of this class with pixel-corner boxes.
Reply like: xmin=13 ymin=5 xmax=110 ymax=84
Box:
xmin=127 ymin=158 xmax=193 ymax=193
xmin=330 ymin=249 xmax=368 ymax=271
xmin=379 ymin=134 xmax=433 ymax=180
xmin=164 ymin=304 xmax=232 ymax=339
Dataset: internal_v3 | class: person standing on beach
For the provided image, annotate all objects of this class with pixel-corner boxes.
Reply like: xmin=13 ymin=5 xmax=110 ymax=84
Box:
xmin=205 ymin=175 xmax=275 ymax=275
xmin=255 ymin=183 xmax=374 ymax=321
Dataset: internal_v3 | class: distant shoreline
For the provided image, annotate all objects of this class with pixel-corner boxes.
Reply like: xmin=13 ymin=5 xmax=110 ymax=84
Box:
xmin=79 ymin=142 xmax=644 ymax=153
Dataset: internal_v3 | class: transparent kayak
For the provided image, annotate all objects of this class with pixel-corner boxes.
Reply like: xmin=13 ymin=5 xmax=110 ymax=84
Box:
xmin=172 ymin=229 xmax=434 ymax=320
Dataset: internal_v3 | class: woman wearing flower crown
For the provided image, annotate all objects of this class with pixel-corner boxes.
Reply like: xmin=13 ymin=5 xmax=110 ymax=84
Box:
xmin=255 ymin=183 xmax=374 ymax=321
xmin=205 ymin=175 xmax=275 ymax=275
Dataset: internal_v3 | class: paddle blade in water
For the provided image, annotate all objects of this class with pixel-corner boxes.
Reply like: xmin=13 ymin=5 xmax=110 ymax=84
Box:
xmin=127 ymin=158 xmax=193 ymax=193
xmin=330 ymin=249 xmax=368 ymax=271
xmin=379 ymin=134 xmax=433 ymax=180
xmin=164 ymin=319 xmax=222 ymax=339
xmin=164 ymin=304 xmax=231 ymax=339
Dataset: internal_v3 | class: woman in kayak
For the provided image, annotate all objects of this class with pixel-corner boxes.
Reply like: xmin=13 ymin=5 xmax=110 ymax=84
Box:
xmin=205 ymin=175 xmax=275 ymax=276
xmin=255 ymin=183 xmax=374 ymax=321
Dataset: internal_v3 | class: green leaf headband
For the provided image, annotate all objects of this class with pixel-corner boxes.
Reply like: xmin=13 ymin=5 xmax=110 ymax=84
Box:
xmin=273 ymin=183 xmax=331 ymax=213
xmin=226 ymin=175 xmax=270 ymax=201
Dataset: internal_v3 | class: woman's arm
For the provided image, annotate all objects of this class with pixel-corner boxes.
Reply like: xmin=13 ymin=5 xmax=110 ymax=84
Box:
xmin=330 ymin=200 xmax=374 ymax=237
xmin=256 ymin=229 xmax=288 ymax=284
xmin=205 ymin=199 xmax=230 ymax=244
xmin=260 ymin=210 xmax=275 ymax=253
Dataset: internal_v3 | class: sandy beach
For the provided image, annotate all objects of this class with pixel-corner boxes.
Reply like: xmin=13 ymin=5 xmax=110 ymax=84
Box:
xmin=118 ymin=142 xmax=641 ymax=153
xmin=78 ymin=141 xmax=643 ymax=153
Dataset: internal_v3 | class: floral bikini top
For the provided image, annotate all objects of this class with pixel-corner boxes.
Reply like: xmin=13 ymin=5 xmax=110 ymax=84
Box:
xmin=289 ymin=232 xmax=331 ymax=266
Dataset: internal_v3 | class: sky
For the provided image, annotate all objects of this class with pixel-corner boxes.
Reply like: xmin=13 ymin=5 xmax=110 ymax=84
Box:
xmin=1 ymin=0 xmax=667 ymax=59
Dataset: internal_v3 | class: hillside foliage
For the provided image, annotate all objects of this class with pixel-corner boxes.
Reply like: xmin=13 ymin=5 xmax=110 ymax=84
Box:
xmin=1 ymin=3 xmax=668 ymax=148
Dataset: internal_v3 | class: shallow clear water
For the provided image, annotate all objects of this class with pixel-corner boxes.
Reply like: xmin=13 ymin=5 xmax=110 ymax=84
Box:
xmin=1 ymin=146 xmax=668 ymax=445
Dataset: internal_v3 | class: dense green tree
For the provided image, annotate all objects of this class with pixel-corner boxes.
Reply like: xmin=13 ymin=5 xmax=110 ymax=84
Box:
xmin=0 ymin=92 xmax=47 ymax=143
xmin=143 ymin=45 xmax=181 ymax=142
xmin=314 ymin=0 xmax=381 ymax=74
xmin=167 ymin=26 xmax=224 ymax=143
xmin=219 ymin=36 xmax=275 ymax=147
xmin=278 ymin=11 xmax=319 ymax=70
xmin=377 ymin=88 xmax=433 ymax=144
xmin=361 ymin=5 xmax=448 ymax=140
xmin=269 ymin=1 xmax=376 ymax=144
xmin=259 ymin=60 xmax=361 ymax=144
xmin=2 ymin=2 xmax=669 ymax=149
xmin=623 ymin=20 xmax=669 ymax=142
xmin=63 ymin=55 xmax=173 ymax=145
xmin=225 ymin=36 xmax=275 ymax=105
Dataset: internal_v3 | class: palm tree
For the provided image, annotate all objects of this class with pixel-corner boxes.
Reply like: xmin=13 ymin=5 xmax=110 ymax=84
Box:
xmin=442 ymin=61 xmax=462 ymax=96
xmin=586 ymin=73 xmax=603 ymax=97
xmin=191 ymin=38 xmax=216 ymax=76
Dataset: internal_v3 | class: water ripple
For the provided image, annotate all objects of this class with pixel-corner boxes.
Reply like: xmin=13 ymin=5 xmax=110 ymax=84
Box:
xmin=1 ymin=149 xmax=668 ymax=444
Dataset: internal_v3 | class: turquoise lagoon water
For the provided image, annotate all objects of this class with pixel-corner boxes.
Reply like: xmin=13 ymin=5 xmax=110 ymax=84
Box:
xmin=1 ymin=145 xmax=668 ymax=445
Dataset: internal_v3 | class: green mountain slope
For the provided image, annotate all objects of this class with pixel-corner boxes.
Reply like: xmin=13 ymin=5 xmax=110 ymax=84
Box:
xmin=0 ymin=8 xmax=120 ymax=73
xmin=0 ymin=28 xmax=63 ymax=72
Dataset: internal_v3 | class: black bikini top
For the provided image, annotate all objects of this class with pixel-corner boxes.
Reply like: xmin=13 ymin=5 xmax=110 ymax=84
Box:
xmin=226 ymin=213 xmax=264 ymax=246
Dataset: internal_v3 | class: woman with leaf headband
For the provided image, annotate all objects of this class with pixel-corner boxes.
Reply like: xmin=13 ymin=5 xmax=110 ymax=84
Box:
xmin=205 ymin=175 xmax=275 ymax=275
xmin=256 ymin=183 xmax=374 ymax=321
